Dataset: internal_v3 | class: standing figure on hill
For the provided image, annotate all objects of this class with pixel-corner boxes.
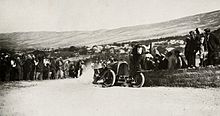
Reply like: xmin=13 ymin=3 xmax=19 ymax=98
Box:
xmin=43 ymin=63 xmax=50 ymax=80
xmin=74 ymin=60 xmax=83 ymax=78
xmin=36 ymin=59 xmax=44 ymax=80
xmin=10 ymin=57 xmax=17 ymax=81
xmin=30 ymin=54 xmax=36 ymax=80
xmin=64 ymin=60 xmax=70 ymax=78
xmin=23 ymin=55 xmax=34 ymax=80
xmin=50 ymin=57 xmax=57 ymax=79
xmin=185 ymin=31 xmax=197 ymax=68
xmin=195 ymin=28 xmax=205 ymax=66
xmin=174 ymin=50 xmax=187 ymax=69
xmin=80 ymin=60 xmax=85 ymax=76
xmin=15 ymin=56 xmax=23 ymax=80
xmin=204 ymin=28 xmax=220 ymax=66
xmin=69 ymin=62 xmax=77 ymax=78
xmin=167 ymin=51 xmax=177 ymax=70
xmin=158 ymin=53 xmax=169 ymax=70
xmin=130 ymin=44 xmax=145 ymax=76
xmin=0 ymin=53 xmax=9 ymax=81
xmin=56 ymin=57 xmax=64 ymax=79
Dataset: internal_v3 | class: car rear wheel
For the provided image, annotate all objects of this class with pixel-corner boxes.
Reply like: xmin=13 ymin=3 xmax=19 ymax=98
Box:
xmin=132 ymin=73 xmax=145 ymax=88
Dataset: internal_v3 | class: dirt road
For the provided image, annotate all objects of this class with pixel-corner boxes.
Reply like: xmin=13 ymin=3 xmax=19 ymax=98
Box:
xmin=0 ymin=66 xmax=220 ymax=116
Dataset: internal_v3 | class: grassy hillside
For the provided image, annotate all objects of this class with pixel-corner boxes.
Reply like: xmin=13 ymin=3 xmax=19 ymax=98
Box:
xmin=0 ymin=10 xmax=220 ymax=49
xmin=143 ymin=67 xmax=220 ymax=88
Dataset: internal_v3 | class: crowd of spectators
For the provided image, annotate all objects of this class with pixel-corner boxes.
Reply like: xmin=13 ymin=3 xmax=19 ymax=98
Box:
xmin=185 ymin=28 xmax=220 ymax=68
xmin=133 ymin=28 xmax=220 ymax=71
xmin=0 ymin=51 xmax=85 ymax=81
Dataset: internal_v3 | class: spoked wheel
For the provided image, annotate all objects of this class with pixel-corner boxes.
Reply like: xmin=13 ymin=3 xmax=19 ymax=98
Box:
xmin=102 ymin=69 xmax=116 ymax=87
xmin=132 ymin=73 xmax=145 ymax=88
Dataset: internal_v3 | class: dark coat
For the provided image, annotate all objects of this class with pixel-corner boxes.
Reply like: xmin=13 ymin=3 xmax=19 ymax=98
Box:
xmin=36 ymin=61 xmax=44 ymax=72
xmin=204 ymin=33 xmax=220 ymax=52
xmin=15 ymin=59 xmax=23 ymax=80
xmin=185 ymin=37 xmax=197 ymax=60
xmin=23 ymin=59 xmax=33 ymax=72
xmin=50 ymin=59 xmax=56 ymax=70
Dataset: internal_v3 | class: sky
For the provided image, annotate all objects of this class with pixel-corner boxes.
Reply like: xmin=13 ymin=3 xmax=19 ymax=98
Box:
xmin=0 ymin=0 xmax=220 ymax=33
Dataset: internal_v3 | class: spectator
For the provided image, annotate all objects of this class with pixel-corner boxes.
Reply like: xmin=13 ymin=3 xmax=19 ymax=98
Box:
xmin=10 ymin=58 xmax=16 ymax=81
xmin=174 ymin=50 xmax=187 ymax=69
xmin=36 ymin=59 xmax=44 ymax=80
xmin=50 ymin=57 xmax=57 ymax=79
xmin=195 ymin=28 xmax=206 ymax=66
xmin=158 ymin=54 xmax=169 ymax=70
xmin=23 ymin=54 xmax=34 ymax=80
xmin=185 ymin=31 xmax=197 ymax=68
xmin=30 ymin=55 xmax=36 ymax=80
xmin=168 ymin=51 xmax=177 ymax=70
xmin=15 ymin=56 xmax=23 ymax=80
xmin=64 ymin=60 xmax=70 ymax=78
xmin=130 ymin=44 xmax=145 ymax=76
xmin=56 ymin=57 xmax=64 ymax=79
xmin=69 ymin=62 xmax=77 ymax=78
xmin=204 ymin=28 xmax=220 ymax=66
xmin=43 ymin=63 xmax=50 ymax=80
xmin=80 ymin=60 xmax=85 ymax=76
xmin=75 ymin=60 xmax=82 ymax=78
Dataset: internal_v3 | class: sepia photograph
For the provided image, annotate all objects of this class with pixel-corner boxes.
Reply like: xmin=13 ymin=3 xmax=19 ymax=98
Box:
xmin=0 ymin=0 xmax=220 ymax=116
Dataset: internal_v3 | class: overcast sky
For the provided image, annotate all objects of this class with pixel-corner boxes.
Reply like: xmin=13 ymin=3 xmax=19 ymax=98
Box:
xmin=0 ymin=0 xmax=220 ymax=33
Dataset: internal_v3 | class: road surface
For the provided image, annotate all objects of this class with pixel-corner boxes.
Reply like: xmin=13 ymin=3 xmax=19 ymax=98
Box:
xmin=0 ymin=65 xmax=220 ymax=116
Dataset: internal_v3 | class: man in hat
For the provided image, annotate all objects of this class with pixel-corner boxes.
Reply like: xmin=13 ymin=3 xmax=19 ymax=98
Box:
xmin=185 ymin=31 xmax=197 ymax=68
xmin=204 ymin=28 xmax=220 ymax=66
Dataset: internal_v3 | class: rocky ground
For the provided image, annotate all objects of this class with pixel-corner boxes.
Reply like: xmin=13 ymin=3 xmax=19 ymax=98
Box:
xmin=0 ymin=65 xmax=220 ymax=116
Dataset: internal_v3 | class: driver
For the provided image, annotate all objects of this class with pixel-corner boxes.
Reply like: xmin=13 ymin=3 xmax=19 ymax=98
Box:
xmin=91 ymin=59 xmax=103 ymax=84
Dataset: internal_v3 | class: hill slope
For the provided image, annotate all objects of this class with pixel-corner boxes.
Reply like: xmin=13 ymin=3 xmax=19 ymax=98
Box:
xmin=1 ymin=10 xmax=220 ymax=49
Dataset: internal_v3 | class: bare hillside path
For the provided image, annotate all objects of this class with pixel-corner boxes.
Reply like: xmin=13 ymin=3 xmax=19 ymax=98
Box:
xmin=0 ymin=65 xmax=220 ymax=116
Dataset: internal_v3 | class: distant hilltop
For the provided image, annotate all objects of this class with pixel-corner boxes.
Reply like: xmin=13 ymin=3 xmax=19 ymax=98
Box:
xmin=0 ymin=10 xmax=220 ymax=49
